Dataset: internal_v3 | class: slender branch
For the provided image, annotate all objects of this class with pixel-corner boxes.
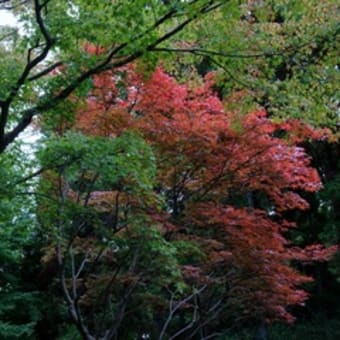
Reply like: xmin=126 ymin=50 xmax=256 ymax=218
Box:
xmin=150 ymin=45 xmax=296 ymax=59
xmin=28 ymin=61 xmax=63 ymax=81
xmin=14 ymin=191 xmax=59 ymax=202
xmin=75 ymin=251 xmax=90 ymax=279
xmin=0 ymin=0 xmax=55 ymax=151
xmin=159 ymin=285 xmax=207 ymax=340
xmin=70 ymin=247 xmax=78 ymax=300
xmin=111 ymin=191 xmax=120 ymax=231
xmin=97 ymin=264 xmax=122 ymax=332
xmin=188 ymin=300 xmax=227 ymax=339
xmin=104 ymin=248 xmax=140 ymax=339
xmin=208 ymin=56 xmax=251 ymax=88
xmin=1 ymin=1 xmax=225 ymax=153
xmin=14 ymin=155 xmax=81 ymax=186
xmin=56 ymin=171 xmax=94 ymax=340
xmin=5 ymin=0 xmax=54 ymax=104
xmin=169 ymin=294 xmax=199 ymax=340
xmin=202 ymin=332 xmax=225 ymax=340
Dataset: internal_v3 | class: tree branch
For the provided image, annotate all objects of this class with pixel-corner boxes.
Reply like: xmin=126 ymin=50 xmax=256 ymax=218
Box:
xmin=28 ymin=61 xmax=63 ymax=81
xmin=1 ymin=0 xmax=226 ymax=153
xmin=159 ymin=285 xmax=207 ymax=340
xmin=0 ymin=0 xmax=55 ymax=151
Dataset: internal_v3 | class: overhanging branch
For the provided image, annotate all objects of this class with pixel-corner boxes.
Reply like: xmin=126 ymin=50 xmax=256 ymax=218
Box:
xmin=1 ymin=0 xmax=227 ymax=153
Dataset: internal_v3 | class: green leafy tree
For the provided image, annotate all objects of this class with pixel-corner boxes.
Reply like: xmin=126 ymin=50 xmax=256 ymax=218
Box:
xmin=36 ymin=131 xmax=194 ymax=339
xmin=159 ymin=0 xmax=339 ymax=129
xmin=0 ymin=0 xmax=228 ymax=153
xmin=0 ymin=142 xmax=42 ymax=339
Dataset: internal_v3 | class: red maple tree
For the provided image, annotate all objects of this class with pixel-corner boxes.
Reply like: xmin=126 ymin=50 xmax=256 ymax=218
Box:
xmin=73 ymin=62 xmax=336 ymax=325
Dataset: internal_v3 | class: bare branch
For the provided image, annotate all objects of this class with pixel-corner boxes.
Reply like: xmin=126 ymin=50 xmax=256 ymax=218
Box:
xmin=159 ymin=285 xmax=207 ymax=340
xmin=104 ymin=248 xmax=141 ymax=339
xmin=169 ymin=294 xmax=199 ymax=340
xmin=150 ymin=46 xmax=293 ymax=59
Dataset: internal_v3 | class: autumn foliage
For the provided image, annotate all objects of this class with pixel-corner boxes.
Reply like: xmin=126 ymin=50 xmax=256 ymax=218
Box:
xmin=1 ymin=2 xmax=339 ymax=338
xmin=66 ymin=61 xmax=338 ymax=328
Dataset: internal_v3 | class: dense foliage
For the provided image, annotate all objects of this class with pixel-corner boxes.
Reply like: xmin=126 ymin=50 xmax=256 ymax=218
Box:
xmin=0 ymin=0 xmax=339 ymax=339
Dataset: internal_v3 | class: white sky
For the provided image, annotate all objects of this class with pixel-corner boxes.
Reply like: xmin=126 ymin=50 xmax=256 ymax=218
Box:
xmin=0 ymin=10 xmax=18 ymax=27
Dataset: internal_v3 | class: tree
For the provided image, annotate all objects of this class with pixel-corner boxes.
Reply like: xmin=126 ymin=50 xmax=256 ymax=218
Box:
xmin=39 ymin=63 xmax=336 ymax=338
xmin=1 ymin=1 xmax=338 ymax=338
xmin=0 ymin=141 xmax=42 ymax=339
xmin=157 ymin=0 xmax=339 ymax=129
xmin=115 ymin=65 xmax=336 ymax=324
xmin=36 ymin=130 xmax=192 ymax=339
xmin=0 ymin=0 xmax=228 ymax=154
xmin=2 ymin=0 xmax=337 ymax=154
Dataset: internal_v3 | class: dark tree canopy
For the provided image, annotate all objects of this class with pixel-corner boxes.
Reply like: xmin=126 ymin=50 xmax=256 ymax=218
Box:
xmin=0 ymin=1 xmax=339 ymax=339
